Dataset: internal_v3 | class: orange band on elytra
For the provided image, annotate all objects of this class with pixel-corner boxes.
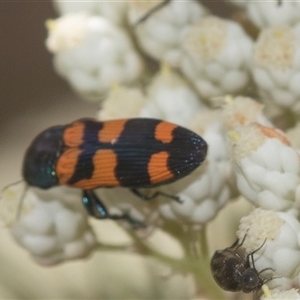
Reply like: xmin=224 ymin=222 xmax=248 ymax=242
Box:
xmin=88 ymin=149 xmax=119 ymax=186
xmin=98 ymin=119 xmax=127 ymax=143
xmin=148 ymin=151 xmax=173 ymax=184
xmin=154 ymin=122 xmax=177 ymax=143
xmin=64 ymin=149 xmax=119 ymax=189
xmin=56 ymin=148 xmax=81 ymax=185
xmin=63 ymin=121 xmax=85 ymax=147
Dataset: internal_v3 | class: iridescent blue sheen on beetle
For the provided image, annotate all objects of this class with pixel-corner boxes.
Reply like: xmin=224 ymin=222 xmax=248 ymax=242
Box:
xmin=23 ymin=126 xmax=64 ymax=189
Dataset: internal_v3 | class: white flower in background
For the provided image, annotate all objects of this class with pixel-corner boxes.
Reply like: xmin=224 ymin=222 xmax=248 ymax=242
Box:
xmin=98 ymin=85 xmax=147 ymax=121
xmin=252 ymin=25 xmax=300 ymax=114
xmin=261 ymin=288 xmax=300 ymax=300
xmin=221 ymin=96 xmax=272 ymax=131
xmin=228 ymin=123 xmax=300 ymax=211
xmin=45 ymin=13 xmax=143 ymax=102
xmin=180 ymin=16 xmax=253 ymax=102
xmin=236 ymin=1 xmax=300 ymax=29
xmin=128 ymin=0 xmax=208 ymax=67
xmin=159 ymin=109 xmax=233 ymax=226
xmin=140 ymin=65 xmax=204 ymax=126
xmin=237 ymin=208 xmax=300 ymax=290
xmin=45 ymin=12 xmax=88 ymax=52
xmin=54 ymin=1 xmax=128 ymax=26
xmin=1 ymin=183 xmax=96 ymax=266
xmin=220 ymin=96 xmax=273 ymax=195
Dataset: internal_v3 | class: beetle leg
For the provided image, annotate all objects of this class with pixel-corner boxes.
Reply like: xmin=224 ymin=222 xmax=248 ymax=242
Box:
xmin=130 ymin=188 xmax=182 ymax=203
xmin=82 ymin=190 xmax=145 ymax=228
xmin=246 ymin=238 xmax=267 ymax=268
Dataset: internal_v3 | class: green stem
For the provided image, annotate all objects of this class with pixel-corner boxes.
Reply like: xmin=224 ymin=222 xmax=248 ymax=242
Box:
xmin=95 ymin=242 xmax=133 ymax=253
xmin=143 ymin=242 xmax=225 ymax=299
xmin=200 ymin=225 xmax=209 ymax=259
xmin=95 ymin=228 xmax=225 ymax=299
xmin=192 ymin=249 xmax=225 ymax=299
xmin=130 ymin=228 xmax=225 ymax=299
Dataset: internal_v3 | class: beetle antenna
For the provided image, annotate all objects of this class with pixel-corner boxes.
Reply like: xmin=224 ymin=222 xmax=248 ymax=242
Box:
xmin=1 ymin=180 xmax=28 ymax=222
xmin=1 ymin=180 xmax=23 ymax=192
xmin=16 ymin=184 xmax=29 ymax=220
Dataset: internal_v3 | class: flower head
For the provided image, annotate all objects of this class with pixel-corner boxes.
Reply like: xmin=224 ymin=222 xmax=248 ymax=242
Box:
xmin=46 ymin=13 xmax=143 ymax=102
xmin=128 ymin=0 xmax=208 ymax=66
xmin=233 ymin=1 xmax=300 ymax=28
xmin=180 ymin=16 xmax=253 ymax=101
xmin=261 ymin=288 xmax=300 ymax=300
xmin=98 ymin=85 xmax=147 ymax=121
xmin=252 ymin=24 xmax=300 ymax=112
xmin=228 ymin=123 xmax=300 ymax=210
xmin=53 ymin=1 xmax=128 ymax=26
xmin=221 ymin=95 xmax=272 ymax=130
xmin=1 ymin=183 xmax=96 ymax=266
xmin=140 ymin=64 xmax=204 ymax=126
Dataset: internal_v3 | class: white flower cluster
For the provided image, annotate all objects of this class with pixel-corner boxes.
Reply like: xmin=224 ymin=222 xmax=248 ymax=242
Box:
xmin=54 ymin=0 xmax=128 ymax=26
xmin=46 ymin=13 xmax=143 ymax=102
xmin=252 ymin=24 xmax=300 ymax=114
xmin=223 ymin=95 xmax=300 ymax=293
xmin=228 ymin=122 xmax=300 ymax=211
xmin=180 ymin=16 xmax=253 ymax=102
xmin=128 ymin=0 xmax=209 ymax=67
xmin=45 ymin=2 xmax=252 ymax=104
xmin=6 ymin=0 xmax=300 ymax=297
xmin=227 ymin=0 xmax=300 ymax=28
xmin=140 ymin=65 xmax=204 ymax=126
xmin=261 ymin=287 xmax=300 ymax=300
xmin=1 ymin=183 xmax=96 ymax=266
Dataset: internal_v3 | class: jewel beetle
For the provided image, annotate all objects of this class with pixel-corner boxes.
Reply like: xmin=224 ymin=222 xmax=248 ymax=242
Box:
xmin=23 ymin=118 xmax=207 ymax=226
xmin=210 ymin=236 xmax=272 ymax=294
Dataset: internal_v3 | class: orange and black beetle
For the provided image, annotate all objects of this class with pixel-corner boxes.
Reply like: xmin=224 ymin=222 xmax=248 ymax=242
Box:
xmin=23 ymin=118 xmax=207 ymax=226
